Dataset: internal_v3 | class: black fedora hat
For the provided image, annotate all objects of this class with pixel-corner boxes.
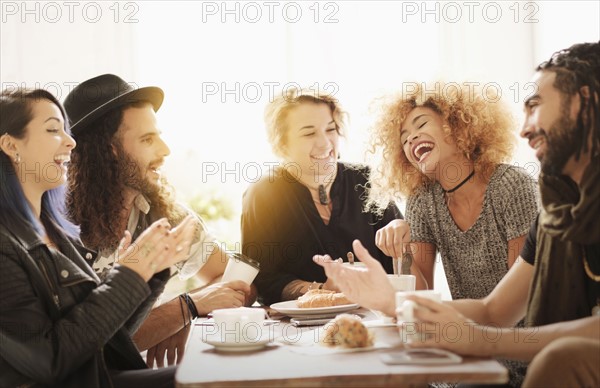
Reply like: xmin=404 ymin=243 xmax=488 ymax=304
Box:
xmin=63 ymin=74 xmax=164 ymax=137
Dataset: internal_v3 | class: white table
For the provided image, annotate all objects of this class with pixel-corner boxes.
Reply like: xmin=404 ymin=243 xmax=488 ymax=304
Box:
xmin=176 ymin=309 xmax=508 ymax=387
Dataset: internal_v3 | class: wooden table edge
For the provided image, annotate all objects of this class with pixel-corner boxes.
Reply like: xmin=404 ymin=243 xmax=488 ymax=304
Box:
xmin=176 ymin=369 xmax=509 ymax=387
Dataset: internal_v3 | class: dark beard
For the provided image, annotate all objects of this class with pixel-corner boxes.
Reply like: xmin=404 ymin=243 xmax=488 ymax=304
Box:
xmin=540 ymin=112 xmax=579 ymax=176
xmin=114 ymin=146 xmax=160 ymax=198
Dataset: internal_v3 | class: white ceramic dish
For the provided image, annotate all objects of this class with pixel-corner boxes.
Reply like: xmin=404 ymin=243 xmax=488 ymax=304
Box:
xmin=270 ymin=300 xmax=359 ymax=318
xmin=203 ymin=337 xmax=270 ymax=352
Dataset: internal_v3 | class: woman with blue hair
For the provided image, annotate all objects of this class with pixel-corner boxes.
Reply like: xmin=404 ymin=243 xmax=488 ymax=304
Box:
xmin=0 ymin=88 xmax=194 ymax=387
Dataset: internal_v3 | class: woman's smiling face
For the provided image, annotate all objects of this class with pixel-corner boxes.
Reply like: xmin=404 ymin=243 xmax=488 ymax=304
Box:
xmin=282 ymin=102 xmax=339 ymax=183
xmin=400 ymin=106 xmax=459 ymax=177
xmin=13 ymin=99 xmax=76 ymax=192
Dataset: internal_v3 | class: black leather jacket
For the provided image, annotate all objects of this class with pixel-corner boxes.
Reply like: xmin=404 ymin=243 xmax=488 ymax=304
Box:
xmin=0 ymin=219 xmax=170 ymax=387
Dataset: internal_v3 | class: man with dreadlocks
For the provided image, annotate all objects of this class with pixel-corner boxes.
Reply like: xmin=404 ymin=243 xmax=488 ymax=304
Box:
xmin=315 ymin=41 xmax=600 ymax=387
xmin=63 ymin=74 xmax=251 ymax=367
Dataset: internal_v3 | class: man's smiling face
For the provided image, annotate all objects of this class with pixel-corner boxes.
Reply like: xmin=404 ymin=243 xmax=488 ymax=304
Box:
xmin=521 ymin=70 xmax=582 ymax=176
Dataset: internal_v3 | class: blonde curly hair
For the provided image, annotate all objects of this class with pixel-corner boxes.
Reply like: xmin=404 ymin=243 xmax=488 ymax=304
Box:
xmin=368 ymin=82 xmax=516 ymax=209
xmin=264 ymin=88 xmax=347 ymax=158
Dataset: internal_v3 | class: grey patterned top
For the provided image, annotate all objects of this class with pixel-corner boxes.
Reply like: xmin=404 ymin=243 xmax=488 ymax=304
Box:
xmin=406 ymin=164 xmax=539 ymax=300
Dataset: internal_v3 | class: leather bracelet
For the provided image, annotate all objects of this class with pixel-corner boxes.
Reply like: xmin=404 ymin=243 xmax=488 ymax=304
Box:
xmin=178 ymin=294 xmax=189 ymax=327
xmin=182 ymin=293 xmax=199 ymax=319
xmin=186 ymin=293 xmax=200 ymax=318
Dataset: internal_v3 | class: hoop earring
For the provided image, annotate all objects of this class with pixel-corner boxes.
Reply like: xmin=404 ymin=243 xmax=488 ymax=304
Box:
xmin=15 ymin=153 xmax=21 ymax=164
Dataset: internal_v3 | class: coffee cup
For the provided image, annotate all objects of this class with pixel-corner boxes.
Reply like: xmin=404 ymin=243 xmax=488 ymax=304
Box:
xmin=395 ymin=290 xmax=441 ymax=343
xmin=375 ymin=275 xmax=416 ymax=323
xmin=387 ymin=274 xmax=416 ymax=292
xmin=212 ymin=307 xmax=266 ymax=344
xmin=342 ymin=262 xmax=367 ymax=269
xmin=221 ymin=253 xmax=260 ymax=284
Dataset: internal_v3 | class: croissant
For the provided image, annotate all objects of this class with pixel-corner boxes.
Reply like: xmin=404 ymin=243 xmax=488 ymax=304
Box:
xmin=296 ymin=289 xmax=352 ymax=308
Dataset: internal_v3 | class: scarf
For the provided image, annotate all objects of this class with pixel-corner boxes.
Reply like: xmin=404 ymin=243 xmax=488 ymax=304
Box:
xmin=526 ymin=154 xmax=600 ymax=326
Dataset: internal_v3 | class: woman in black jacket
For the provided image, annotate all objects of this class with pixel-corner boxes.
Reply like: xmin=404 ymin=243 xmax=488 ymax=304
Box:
xmin=0 ymin=88 xmax=194 ymax=388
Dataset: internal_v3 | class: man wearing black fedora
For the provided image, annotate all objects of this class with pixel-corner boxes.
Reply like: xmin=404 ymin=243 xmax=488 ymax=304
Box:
xmin=64 ymin=74 xmax=252 ymax=367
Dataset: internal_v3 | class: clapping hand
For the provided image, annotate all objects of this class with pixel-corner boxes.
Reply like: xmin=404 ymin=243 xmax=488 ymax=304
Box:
xmin=118 ymin=216 xmax=195 ymax=281
xmin=168 ymin=215 xmax=197 ymax=264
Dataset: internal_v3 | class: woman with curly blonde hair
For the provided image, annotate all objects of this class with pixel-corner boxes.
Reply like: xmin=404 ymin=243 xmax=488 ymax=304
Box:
xmin=367 ymin=82 xmax=539 ymax=303
xmin=315 ymin=82 xmax=540 ymax=386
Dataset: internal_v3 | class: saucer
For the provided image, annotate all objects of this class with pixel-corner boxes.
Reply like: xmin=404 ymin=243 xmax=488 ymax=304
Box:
xmin=203 ymin=337 xmax=270 ymax=352
xmin=363 ymin=319 xmax=397 ymax=328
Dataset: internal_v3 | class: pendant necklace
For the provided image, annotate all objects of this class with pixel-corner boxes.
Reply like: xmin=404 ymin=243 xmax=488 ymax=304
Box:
xmin=318 ymin=184 xmax=329 ymax=205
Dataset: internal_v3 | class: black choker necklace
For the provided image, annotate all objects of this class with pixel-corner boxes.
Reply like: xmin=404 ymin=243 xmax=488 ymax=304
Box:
xmin=318 ymin=184 xmax=329 ymax=205
xmin=442 ymin=170 xmax=475 ymax=194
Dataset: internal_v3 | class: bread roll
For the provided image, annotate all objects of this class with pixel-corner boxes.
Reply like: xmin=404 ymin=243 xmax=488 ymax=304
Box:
xmin=320 ymin=314 xmax=372 ymax=348
xmin=296 ymin=289 xmax=352 ymax=308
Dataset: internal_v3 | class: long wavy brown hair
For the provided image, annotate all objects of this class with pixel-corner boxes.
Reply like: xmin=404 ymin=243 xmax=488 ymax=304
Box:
xmin=67 ymin=102 xmax=183 ymax=251
xmin=367 ymin=82 xmax=515 ymax=211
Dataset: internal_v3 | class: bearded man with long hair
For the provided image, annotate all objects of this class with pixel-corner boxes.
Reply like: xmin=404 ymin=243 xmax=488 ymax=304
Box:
xmin=315 ymin=41 xmax=600 ymax=388
xmin=64 ymin=74 xmax=251 ymax=367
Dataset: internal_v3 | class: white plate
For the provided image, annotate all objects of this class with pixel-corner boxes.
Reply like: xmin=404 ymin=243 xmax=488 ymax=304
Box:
xmin=270 ymin=300 xmax=359 ymax=317
xmin=203 ymin=337 xmax=270 ymax=352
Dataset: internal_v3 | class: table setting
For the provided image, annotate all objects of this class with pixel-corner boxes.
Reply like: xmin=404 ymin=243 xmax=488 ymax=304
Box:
xmin=176 ymin=251 xmax=507 ymax=386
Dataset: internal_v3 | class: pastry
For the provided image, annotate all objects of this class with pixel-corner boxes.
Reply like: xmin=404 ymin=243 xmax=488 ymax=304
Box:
xmin=297 ymin=289 xmax=352 ymax=308
xmin=320 ymin=314 xmax=372 ymax=348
